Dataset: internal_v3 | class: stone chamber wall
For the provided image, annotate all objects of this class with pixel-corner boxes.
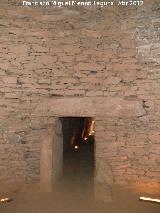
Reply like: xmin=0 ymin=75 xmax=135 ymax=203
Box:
xmin=0 ymin=0 xmax=159 ymax=197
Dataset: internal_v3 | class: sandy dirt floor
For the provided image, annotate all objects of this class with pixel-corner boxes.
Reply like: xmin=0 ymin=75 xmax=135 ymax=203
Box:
xmin=0 ymin=184 xmax=160 ymax=213
xmin=0 ymin=142 xmax=159 ymax=213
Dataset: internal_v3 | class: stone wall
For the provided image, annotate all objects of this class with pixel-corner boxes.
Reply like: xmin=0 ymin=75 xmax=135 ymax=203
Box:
xmin=0 ymin=0 xmax=159 ymax=195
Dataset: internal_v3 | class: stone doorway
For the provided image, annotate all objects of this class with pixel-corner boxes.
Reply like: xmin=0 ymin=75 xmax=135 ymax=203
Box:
xmin=40 ymin=116 xmax=95 ymax=195
xmin=38 ymin=96 xmax=142 ymax=201
xmin=60 ymin=117 xmax=95 ymax=195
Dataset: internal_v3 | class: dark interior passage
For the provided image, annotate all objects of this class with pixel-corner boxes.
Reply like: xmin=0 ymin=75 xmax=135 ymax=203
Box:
xmin=60 ymin=117 xmax=95 ymax=194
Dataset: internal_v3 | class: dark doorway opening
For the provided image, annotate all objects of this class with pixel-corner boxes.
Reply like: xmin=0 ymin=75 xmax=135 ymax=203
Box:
xmin=60 ymin=117 xmax=95 ymax=195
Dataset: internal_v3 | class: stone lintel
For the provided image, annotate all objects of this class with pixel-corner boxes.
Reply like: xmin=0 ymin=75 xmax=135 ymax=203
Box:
xmin=33 ymin=97 xmax=146 ymax=118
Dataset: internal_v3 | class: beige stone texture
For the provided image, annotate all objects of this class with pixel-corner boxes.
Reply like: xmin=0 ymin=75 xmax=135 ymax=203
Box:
xmin=0 ymin=0 xmax=159 ymax=201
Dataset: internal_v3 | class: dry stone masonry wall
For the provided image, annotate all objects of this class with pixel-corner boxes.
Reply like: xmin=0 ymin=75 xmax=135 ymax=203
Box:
xmin=0 ymin=0 xmax=159 ymax=194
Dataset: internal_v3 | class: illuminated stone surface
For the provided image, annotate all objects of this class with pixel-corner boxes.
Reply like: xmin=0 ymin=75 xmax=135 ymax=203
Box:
xmin=0 ymin=0 xmax=159 ymax=202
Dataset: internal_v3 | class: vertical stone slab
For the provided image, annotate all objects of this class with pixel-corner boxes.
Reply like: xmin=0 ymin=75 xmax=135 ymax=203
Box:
xmin=94 ymin=120 xmax=114 ymax=202
xmin=52 ymin=119 xmax=63 ymax=181
xmin=40 ymin=127 xmax=53 ymax=192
